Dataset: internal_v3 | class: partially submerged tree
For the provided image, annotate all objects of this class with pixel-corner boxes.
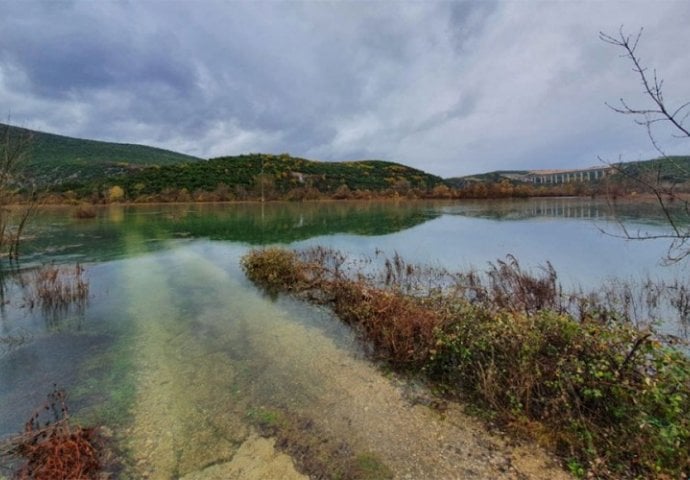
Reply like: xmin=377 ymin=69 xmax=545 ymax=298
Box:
xmin=0 ymin=122 xmax=38 ymax=261
xmin=600 ymin=27 xmax=690 ymax=262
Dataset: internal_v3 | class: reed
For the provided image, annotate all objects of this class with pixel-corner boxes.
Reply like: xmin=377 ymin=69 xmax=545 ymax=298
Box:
xmin=23 ymin=264 xmax=89 ymax=312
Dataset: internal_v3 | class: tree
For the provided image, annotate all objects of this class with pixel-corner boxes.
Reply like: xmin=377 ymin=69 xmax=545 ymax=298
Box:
xmin=106 ymin=185 xmax=125 ymax=202
xmin=0 ymin=122 xmax=38 ymax=261
xmin=600 ymin=27 xmax=690 ymax=262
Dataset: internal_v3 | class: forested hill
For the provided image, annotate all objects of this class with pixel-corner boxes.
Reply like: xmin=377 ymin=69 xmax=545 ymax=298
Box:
xmin=3 ymin=124 xmax=446 ymax=200
xmin=93 ymin=154 xmax=446 ymax=201
xmin=1 ymin=123 xmax=202 ymax=185
xmin=617 ymin=156 xmax=690 ymax=183
xmin=445 ymin=170 xmax=530 ymax=188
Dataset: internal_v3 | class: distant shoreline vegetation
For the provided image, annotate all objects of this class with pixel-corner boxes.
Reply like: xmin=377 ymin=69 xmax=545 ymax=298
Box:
xmin=16 ymin=153 xmax=690 ymax=205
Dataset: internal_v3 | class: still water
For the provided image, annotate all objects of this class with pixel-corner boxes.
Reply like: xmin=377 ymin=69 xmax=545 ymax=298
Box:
xmin=0 ymin=198 xmax=685 ymax=479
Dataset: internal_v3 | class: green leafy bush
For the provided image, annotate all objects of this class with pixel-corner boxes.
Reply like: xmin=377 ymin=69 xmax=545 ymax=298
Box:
xmin=430 ymin=309 xmax=690 ymax=477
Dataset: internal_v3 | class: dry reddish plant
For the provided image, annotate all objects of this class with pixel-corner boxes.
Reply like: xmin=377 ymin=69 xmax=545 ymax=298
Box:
xmin=0 ymin=388 xmax=102 ymax=480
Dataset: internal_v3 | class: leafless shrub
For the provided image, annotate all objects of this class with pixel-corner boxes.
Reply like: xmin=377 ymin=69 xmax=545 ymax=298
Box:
xmin=600 ymin=27 xmax=690 ymax=263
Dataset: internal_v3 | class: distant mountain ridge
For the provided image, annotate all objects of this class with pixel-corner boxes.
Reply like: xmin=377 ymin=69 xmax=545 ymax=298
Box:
xmin=446 ymin=156 xmax=690 ymax=188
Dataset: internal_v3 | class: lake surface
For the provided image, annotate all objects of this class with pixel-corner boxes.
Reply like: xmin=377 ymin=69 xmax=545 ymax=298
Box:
xmin=0 ymin=198 xmax=686 ymax=478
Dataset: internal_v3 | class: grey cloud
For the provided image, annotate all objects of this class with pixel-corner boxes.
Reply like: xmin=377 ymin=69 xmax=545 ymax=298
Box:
xmin=1 ymin=1 xmax=689 ymax=177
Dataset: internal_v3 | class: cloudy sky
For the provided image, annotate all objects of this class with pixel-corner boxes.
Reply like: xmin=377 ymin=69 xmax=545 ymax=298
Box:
xmin=1 ymin=1 xmax=689 ymax=177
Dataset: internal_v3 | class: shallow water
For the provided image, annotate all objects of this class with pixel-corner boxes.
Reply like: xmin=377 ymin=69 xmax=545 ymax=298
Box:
xmin=0 ymin=198 xmax=685 ymax=478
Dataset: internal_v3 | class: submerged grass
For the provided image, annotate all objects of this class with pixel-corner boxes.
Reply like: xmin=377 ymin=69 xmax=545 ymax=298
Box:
xmin=246 ymin=405 xmax=392 ymax=480
xmin=242 ymin=247 xmax=690 ymax=479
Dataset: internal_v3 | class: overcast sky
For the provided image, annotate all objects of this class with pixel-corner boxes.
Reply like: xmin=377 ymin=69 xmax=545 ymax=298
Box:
xmin=1 ymin=1 xmax=689 ymax=177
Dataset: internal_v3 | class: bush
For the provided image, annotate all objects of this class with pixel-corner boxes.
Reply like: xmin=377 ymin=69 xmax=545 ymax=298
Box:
xmin=430 ymin=308 xmax=690 ymax=477
xmin=241 ymin=247 xmax=690 ymax=478
xmin=24 ymin=264 xmax=89 ymax=312
xmin=73 ymin=203 xmax=97 ymax=219
xmin=240 ymin=247 xmax=306 ymax=293
xmin=328 ymin=279 xmax=442 ymax=364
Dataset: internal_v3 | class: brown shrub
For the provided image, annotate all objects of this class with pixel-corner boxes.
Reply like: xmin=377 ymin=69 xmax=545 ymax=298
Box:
xmin=73 ymin=203 xmax=97 ymax=219
xmin=241 ymin=247 xmax=307 ymax=293
xmin=328 ymin=280 xmax=442 ymax=364
xmin=0 ymin=388 xmax=102 ymax=480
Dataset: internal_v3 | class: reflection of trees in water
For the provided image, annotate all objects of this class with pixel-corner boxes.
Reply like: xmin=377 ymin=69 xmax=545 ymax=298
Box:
xmin=11 ymin=198 xmax=689 ymax=267
xmin=441 ymin=198 xmax=689 ymax=226
xmin=17 ymin=201 xmax=441 ymax=264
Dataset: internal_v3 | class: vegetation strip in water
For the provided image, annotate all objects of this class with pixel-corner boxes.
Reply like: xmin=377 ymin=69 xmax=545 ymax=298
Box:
xmin=241 ymin=247 xmax=690 ymax=479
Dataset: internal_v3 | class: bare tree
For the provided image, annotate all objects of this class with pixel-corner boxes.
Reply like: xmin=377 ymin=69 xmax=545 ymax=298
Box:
xmin=0 ymin=121 xmax=38 ymax=261
xmin=600 ymin=27 xmax=690 ymax=262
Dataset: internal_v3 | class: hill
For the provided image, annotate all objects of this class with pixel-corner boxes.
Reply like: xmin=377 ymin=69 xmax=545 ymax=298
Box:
xmin=446 ymin=157 xmax=690 ymax=187
xmin=98 ymin=154 xmax=446 ymax=201
xmin=1 ymin=123 xmax=202 ymax=185
xmin=2 ymin=124 xmax=446 ymax=200
xmin=445 ymin=170 xmax=530 ymax=188
xmin=617 ymin=156 xmax=690 ymax=184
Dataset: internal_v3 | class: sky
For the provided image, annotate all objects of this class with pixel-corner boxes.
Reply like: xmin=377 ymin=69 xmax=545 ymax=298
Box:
xmin=1 ymin=1 xmax=689 ymax=178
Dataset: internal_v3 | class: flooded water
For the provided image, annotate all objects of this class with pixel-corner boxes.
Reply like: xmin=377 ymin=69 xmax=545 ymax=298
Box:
xmin=0 ymin=198 xmax=686 ymax=479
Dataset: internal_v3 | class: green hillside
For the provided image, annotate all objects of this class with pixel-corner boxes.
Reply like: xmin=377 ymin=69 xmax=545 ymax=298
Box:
xmin=1 ymin=123 xmax=201 ymax=185
xmin=446 ymin=156 xmax=690 ymax=188
xmin=3 ymin=124 xmax=446 ymax=200
xmin=99 ymin=153 xmax=446 ymax=200
xmin=617 ymin=156 xmax=690 ymax=184
xmin=445 ymin=170 xmax=530 ymax=188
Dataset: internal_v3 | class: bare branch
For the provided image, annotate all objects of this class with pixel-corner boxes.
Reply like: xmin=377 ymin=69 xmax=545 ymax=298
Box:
xmin=0 ymin=119 xmax=37 ymax=261
xmin=601 ymin=27 xmax=690 ymax=138
xmin=600 ymin=27 xmax=690 ymax=263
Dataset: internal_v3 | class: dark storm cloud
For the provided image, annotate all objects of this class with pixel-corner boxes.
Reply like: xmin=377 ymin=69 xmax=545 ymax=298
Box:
xmin=1 ymin=1 xmax=689 ymax=176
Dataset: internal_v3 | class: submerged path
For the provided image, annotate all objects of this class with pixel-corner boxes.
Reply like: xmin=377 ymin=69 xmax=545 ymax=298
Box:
xmin=119 ymin=239 xmax=305 ymax=479
xmin=116 ymin=240 xmax=569 ymax=479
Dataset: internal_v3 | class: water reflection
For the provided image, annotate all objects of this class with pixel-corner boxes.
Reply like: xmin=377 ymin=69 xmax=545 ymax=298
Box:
xmin=437 ymin=197 xmax=687 ymax=226
xmin=12 ymin=198 xmax=685 ymax=269
xmin=13 ymin=201 xmax=439 ymax=266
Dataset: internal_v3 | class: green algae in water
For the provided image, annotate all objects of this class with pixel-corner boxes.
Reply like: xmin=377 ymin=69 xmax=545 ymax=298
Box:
xmin=70 ymin=337 xmax=137 ymax=428
xmin=353 ymin=453 xmax=394 ymax=480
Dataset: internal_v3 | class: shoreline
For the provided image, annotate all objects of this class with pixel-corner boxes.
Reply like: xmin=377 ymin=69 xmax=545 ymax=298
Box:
xmin=2 ymin=192 xmax=670 ymax=209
